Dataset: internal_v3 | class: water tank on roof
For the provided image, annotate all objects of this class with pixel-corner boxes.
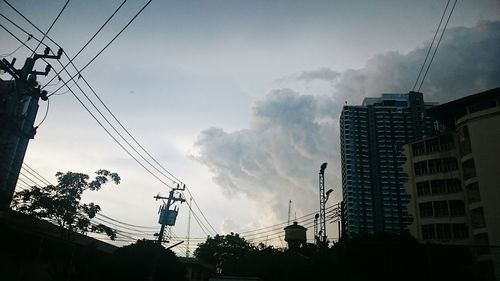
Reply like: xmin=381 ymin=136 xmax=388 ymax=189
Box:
xmin=284 ymin=221 xmax=307 ymax=250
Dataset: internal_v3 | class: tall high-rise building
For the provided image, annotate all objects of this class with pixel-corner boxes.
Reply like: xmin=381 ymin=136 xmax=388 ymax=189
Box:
xmin=340 ymin=92 xmax=437 ymax=236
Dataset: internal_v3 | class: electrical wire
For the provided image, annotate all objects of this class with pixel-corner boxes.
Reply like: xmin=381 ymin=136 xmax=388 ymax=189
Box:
xmin=3 ymin=8 xmax=218 ymax=235
xmin=0 ymin=13 xmax=50 ymax=49
xmin=185 ymin=198 xmax=214 ymax=236
xmin=49 ymin=0 xmax=153 ymax=95
xmin=417 ymin=0 xmax=458 ymax=92
xmin=0 ymin=23 xmax=176 ymax=189
xmin=3 ymin=2 xmax=218 ymax=237
xmin=34 ymin=98 xmax=49 ymax=127
xmin=96 ymin=213 xmax=158 ymax=229
xmin=30 ymin=0 xmax=70 ymax=57
xmin=0 ymin=36 xmax=31 ymax=57
xmin=411 ymin=0 xmax=451 ymax=92
xmin=21 ymin=164 xmax=50 ymax=185
xmin=49 ymin=75 xmax=80 ymax=96
xmin=41 ymin=0 xmax=128 ymax=89
xmin=22 ymin=163 xmax=53 ymax=185
xmin=238 ymin=204 xmax=335 ymax=234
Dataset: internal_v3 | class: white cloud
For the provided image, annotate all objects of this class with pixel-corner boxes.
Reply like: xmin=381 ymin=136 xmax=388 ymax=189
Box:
xmin=193 ymin=20 xmax=500 ymax=234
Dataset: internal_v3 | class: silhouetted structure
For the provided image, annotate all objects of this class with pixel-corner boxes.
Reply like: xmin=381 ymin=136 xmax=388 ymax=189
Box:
xmin=404 ymin=87 xmax=500 ymax=280
xmin=0 ymin=49 xmax=60 ymax=209
xmin=340 ymin=92 xmax=437 ymax=236
xmin=284 ymin=221 xmax=307 ymax=250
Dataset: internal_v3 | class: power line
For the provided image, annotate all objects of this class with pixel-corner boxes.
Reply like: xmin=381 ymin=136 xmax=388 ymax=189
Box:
xmin=22 ymin=163 xmax=53 ymax=185
xmin=30 ymin=0 xmax=70 ymax=57
xmin=1 ymin=5 xmax=180 ymax=187
xmin=41 ymin=0 xmax=128 ymax=89
xmin=0 ymin=35 xmax=31 ymax=57
xmin=412 ymin=0 xmax=451 ymax=92
xmin=417 ymin=0 xmax=458 ymax=92
xmin=34 ymin=98 xmax=49 ymax=127
xmin=20 ymin=165 xmax=50 ymax=186
xmin=3 ymin=3 xmax=218 ymax=237
xmin=96 ymin=213 xmax=158 ymax=229
xmin=238 ymin=205 xmax=335 ymax=234
xmin=184 ymin=197 xmax=214 ymax=236
xmin=0 ymin=23 xmax=175 ymax=189
xmin=49 ymin=0 xmax=153 ymax=95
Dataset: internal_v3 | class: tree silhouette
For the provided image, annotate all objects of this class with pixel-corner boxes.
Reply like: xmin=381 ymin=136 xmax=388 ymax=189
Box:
xmin=11 ymin=169 xmax=120 ymax=240
xmin=105 ymin=239 xmax=186 ymax=281
xmin=194 ymin=232 xmax=255 ymax=274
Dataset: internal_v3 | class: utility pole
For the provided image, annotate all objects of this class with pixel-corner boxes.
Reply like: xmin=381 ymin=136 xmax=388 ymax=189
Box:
xmin=0 ymin=47 xmax=62 ymax=209
xmin=154 ymin=184 xmax=185 ymax=244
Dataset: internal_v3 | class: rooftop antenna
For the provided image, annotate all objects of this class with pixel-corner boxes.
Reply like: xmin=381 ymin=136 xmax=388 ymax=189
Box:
xmin=319 ymin=163 xmax=330 ymax=245
xmin=186 ymin=197 xmax=192 ymax=257
xmin=287 ymin=200 xmax=292 ymax=226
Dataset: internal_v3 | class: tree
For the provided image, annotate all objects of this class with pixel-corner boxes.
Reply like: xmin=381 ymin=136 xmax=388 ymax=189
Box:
xmin=11 ymin=169 xmax=120 ymax=240
xmin=194 ymin=232 xmax=255 ymax=274
xmin=105 ymin=239 xmax=186 ymax=281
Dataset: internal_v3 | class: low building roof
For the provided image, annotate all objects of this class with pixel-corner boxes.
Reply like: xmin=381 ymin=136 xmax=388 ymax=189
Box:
xmin=427 ymin=87 xmax=500 ymax=128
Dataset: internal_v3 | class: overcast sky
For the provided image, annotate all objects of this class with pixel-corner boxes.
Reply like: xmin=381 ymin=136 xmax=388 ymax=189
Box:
xmin=1 ymin=0 xmax=499 ymax=253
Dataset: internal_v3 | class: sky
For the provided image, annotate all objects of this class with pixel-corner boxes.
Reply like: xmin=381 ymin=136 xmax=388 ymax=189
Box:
xmin=1 ymin=0 xmax=500 ymax=254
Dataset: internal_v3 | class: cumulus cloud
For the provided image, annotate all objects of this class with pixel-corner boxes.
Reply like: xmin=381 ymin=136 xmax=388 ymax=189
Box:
xmin=194 ymin=20 xmax=500 ymax=231
xmin=194 ymin=89 xmax=340 ymax=226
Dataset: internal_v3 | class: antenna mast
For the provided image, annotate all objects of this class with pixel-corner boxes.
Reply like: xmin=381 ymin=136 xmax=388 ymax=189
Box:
xmin=319 ymin=163 xmax=328 ymax=245
xmin=287 ymin=200 xmax=292 ymax=225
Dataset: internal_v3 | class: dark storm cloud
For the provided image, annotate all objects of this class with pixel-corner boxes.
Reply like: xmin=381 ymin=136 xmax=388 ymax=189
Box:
xmin=194 ymin=20 xmax=500 ymax=221
xmin=335 ymin=20 xmax=500 ymax=104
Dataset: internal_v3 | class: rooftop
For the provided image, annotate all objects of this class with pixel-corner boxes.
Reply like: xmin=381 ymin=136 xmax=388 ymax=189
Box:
xmin=427 ymin=87 xmax=500 ymax=128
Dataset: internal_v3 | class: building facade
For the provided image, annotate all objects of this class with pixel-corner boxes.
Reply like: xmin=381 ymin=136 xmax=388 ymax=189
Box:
xmin=404 ymin=87 xmax=500 ymax=280
xmin=340 ymin=92 xmax=437 ymax=236
xmin=404 ymin=132 xmax=472 ymax=244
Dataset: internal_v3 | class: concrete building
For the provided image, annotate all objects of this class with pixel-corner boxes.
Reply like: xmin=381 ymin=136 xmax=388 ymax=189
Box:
xmin=340 ymin=92 xmax=437 ymax=236
xmin=404 ymin=87 xmax=500 ymax=280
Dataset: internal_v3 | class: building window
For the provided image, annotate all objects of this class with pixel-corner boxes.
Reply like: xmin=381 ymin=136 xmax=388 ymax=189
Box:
xmin=452 ymin=224 xmax=469 ymax=240
xmin=433 ymin=201 xmax=449 ymax=217
xmin=449 ymin=200 xmax=465 ymax=216
xmin=435 ymin=223 xmax=452 ymax=240
xmin=412 ymin=141 xmax=425 ymax=156
xmin=439 ymin=134 xmax=455 ymax=151
xmin=428 ymin=159 xmax=442 ymax=174
xmin=425 ymin=137 xmax=440 ymax=154
xmin=471 ymin=207 xmax=486 ymax=229
xmin=416 ymin=181 xmax=430 ymax=196
xmin=442 ymin=157 xmax=458 ymax=171
xmin=462 ymin=159 xmax=477 ymax=180
xmin=422 ymin=224 xmax=435 ymax=240
xmin=446 ymin=179 xmax=461 ymax=193
xmin=419 ymin=202 xmax=433 ymax=217
xmin=474 ymin=233 xmax=490 ymax=255
xmin=430 ymin=180 xmax=447 ymax=195
xmin=458 ymin=126 xmax=472 ymax=155
xmin=414 ymin=161 xmax=428 ymax=176
xmin=466 ymin=182 xmax=481 ymax=203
